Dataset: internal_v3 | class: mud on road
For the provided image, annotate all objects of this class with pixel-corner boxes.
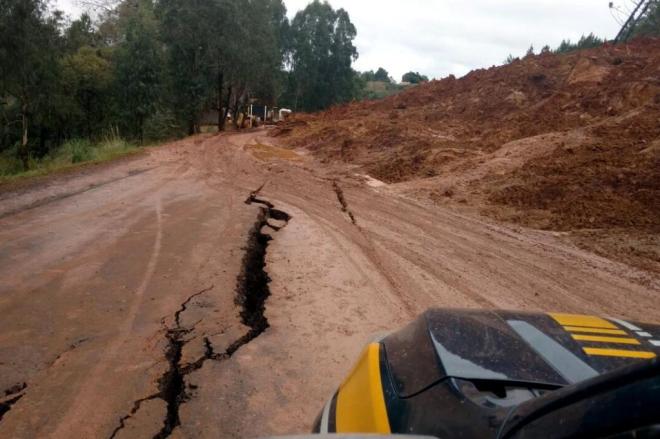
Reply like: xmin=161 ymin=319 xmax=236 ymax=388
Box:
xmin=0 ymin=130 xmax=658 ymax=438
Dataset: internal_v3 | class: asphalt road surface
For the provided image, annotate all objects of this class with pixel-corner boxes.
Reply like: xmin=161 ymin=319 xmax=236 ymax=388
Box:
xmin=0 ymin=130 xmax=658 ymax=438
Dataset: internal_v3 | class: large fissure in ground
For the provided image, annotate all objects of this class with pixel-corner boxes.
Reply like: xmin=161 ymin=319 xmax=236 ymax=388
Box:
xmin=109 ymin=190 xmax=290 ymax=439
xmin=240 ymin=191 xmax=292 ymax=335
xmin=0 ymin=383 xmax=28 ymax=424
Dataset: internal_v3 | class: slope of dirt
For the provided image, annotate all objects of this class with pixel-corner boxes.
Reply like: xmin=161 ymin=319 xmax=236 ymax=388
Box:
xmin=0 ymin=130 xmax=658 ymax=438
xmin=275 ymin=38 xmax=660 ymax=270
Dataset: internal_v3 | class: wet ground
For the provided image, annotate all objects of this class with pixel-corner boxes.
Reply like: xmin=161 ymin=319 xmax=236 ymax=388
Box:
xmin=0 ymin=130 xmax=657 ymax=438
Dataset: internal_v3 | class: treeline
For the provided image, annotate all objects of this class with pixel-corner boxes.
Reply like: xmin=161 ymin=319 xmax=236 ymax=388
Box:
xmin=505 ymin=34 xmax=605 ymax=64
xmin=0 ymin=0 xmax=359 ymax=170
xmin=505 ymin=2 xmax=660 ymax=64
xmin=359 ymin=68 xmax=429 ymax=85
xmin=354 ymin=68 xmax=430 ymax=101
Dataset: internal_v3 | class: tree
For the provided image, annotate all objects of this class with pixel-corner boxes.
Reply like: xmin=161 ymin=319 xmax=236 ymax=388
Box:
xmin=60 ymin=46 xmax=112 ymax=138
xmin=114 ymin=0 xmax=161 ymax=143
xmin=0 ymin=0 xmax=363 ymax=164
xmin=204 ymin=0 xmax=287 ymax=131
xmin=288 ymin=0 xmax=358 ymax=111
xmin=555 ymin=33 xmax=604 ymax=54
xmin=229 ymin=0 xmax=284 ymax=126
xmin=0 ymin=0 xmax=64 ymax=169
xmin=374 ymin=67 xmax=390 ymax=82
xmin=360 ymin=70 xmax=376 ymax=82
xmin=65 ymin=13 xmax=101 ymax=52
xmin=156 ymin=0 xmax=215 ymax=134
xmin=402 ymin=71 xmax=429 ymax=84
xmin=525 ymin=45 xmax=535 ymax=57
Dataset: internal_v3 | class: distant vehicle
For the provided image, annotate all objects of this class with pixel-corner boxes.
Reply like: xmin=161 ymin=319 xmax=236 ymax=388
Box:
xmin=312 ymin=309 xmax=660 ymax=438
xmin=278 ymin=108 xmax=293 ymax=121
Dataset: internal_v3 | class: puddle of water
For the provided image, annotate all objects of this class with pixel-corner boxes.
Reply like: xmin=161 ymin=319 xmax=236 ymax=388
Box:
xmin=248 ymin=144 xmax=303 ymax=162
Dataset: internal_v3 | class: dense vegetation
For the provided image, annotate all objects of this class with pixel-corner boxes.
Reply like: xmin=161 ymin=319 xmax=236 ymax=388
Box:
xmin=0 ymin=0 xmax=361 ymax=173
xmin=402 ymin=71 xmax=429 ymax=84
xmin=352 ymin=68 xmax=428 ymax=101
xmin=2 ymin=0 xmax=657 ymax=176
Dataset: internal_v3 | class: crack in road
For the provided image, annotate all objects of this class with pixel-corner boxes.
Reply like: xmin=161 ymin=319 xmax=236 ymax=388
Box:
xmin=107 ymin=287 xmax=211 ymax=439
xmin=174 ymin=286 xmax=214 ymax=328
xmin=108 ymin=394 xmax=160 ymax=439
xmin=0 ymin=383 xmax=28 ymax=423
xmin=108 ymin=189 xmax=291 ymax=439
xmin=333 ymin=180 xmax=357 ymax=225
xmin=49 ymin=337 xmax=91 ymax=368
xmin=241 ymin=193 xmax=291 ymax=335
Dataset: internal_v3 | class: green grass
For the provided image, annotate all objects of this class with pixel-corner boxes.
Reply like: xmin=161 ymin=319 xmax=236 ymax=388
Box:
xmin=0 ymin=137 xmax=139 ymax=184
xmin=361 ymin=81 xmax=415 ymax=100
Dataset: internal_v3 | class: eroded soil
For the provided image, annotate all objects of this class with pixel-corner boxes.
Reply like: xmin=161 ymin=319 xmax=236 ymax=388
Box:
xmin=277 ymin=38 xmax=660 ymax=272
xmin=0 ymin=130 xmax=658 ymax=438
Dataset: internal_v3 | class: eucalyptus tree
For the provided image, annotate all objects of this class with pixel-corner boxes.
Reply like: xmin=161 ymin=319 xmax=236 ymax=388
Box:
xmin=60 ymin=46 xmax=113 ymax=138
xmin=114 ymin=0 xmax=161 ymax=143
xmin=0 ymin=0 xmax=64 ymax=168
xmin=156 ymin=0 xmax=216 ymax=134
xmin=288 ymin=0 xmax=358 ymax=111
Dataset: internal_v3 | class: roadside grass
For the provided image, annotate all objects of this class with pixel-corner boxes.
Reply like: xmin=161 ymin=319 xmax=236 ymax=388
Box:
xmin=0 ymin=137 xmax=139 ymax=184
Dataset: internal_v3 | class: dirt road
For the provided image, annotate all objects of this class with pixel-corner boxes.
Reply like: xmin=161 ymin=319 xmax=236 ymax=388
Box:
xmin=0 ymin=130 xmax=658 ymax=438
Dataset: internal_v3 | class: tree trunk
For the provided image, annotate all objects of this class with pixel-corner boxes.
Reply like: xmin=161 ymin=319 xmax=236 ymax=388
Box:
xmin=85 ymin=92 xmax=92 ymax=139
xmin=232 ymin=86 xmax=247 ymax=130
xmin=217 ymin=70 xmax=224 ymax=131
xmin=232 ymin=103 xmax=240 ymax=129
xmin=221 ymin=85 xmax=232 ymax=132
xmin=20 ymin=104 xmax=29 ymax=170
xmin=39 ymin=126 xmax=46 ymax=157
xmin=138 ymin=115 xmax=144 ymax=145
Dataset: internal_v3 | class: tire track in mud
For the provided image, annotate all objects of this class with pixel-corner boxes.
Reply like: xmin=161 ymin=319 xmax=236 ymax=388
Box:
xmin=0 ymin=167 xmax=155 ymax=220
xmin=52 ymin=199 xmax=164 ymax=439
xmin=332 ymin=180 xmax=357 ymax=226
xmin=109 ymin=188 xmax=291 ymax=439
xmin=327 ymin=179 xmax=417 ymax=316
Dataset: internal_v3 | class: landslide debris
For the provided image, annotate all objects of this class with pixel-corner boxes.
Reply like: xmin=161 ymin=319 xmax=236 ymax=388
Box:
xmin=277 ymin=38 xmax=660 ymax=270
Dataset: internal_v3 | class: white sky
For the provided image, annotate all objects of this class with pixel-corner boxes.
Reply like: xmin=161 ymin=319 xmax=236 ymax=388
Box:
xmin=56 ymin=0 xmax=623 ymax=80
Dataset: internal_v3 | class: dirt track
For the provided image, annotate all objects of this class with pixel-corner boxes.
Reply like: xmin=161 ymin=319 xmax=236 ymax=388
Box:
xmin=0 ymin=130 xmax=658 ymax=438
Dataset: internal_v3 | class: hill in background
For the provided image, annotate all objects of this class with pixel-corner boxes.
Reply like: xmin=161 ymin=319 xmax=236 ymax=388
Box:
xmin=275 ymin=38 xmax=660 ymax=272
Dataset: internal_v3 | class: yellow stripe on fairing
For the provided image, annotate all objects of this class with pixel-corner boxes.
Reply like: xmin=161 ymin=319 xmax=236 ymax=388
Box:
xmin=583 ymin=348 xmax=656 ymax=359
xmin=572 ymin=334 xmax=640 ymax=345
xmin=549 ymin=313 xmax=617 ymax=329
xmin=564 ymin=326 xmax=627 ymax=335
xmin=336 ymin=343 xmax=391 ymax=434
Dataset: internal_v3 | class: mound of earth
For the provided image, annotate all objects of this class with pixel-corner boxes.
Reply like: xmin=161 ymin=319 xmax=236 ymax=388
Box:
xmin=274 ymin=38 xmax=660 ymax=271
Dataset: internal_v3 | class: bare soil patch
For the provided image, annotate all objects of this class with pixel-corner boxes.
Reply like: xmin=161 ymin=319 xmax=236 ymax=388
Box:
xmin=276 ymin=38 xmax=660 ymax=271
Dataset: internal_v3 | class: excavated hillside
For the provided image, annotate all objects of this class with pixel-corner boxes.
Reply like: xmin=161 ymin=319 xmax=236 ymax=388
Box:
xmin=275 ymin=38 xmax=660 ymax=271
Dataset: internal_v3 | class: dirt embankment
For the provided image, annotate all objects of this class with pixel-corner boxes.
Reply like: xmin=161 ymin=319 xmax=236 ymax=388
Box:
xmin=275 ymin=38 xmax=660 ymax=271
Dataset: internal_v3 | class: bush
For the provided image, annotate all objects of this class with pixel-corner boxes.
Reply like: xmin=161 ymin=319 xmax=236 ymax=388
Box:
xmin=144 ymin=109 xmax=181 ymax=141
xmin=61 ymin=139 xmax=94 ymax=163
xmin=0 ymin=135 xmax=136 ymax=181
xmin=0 ymin=145 xmax=25 ymax=176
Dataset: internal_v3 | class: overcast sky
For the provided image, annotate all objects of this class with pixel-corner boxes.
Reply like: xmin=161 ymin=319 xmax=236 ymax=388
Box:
xmin=56 ymin=0 xmax=623 ymax=80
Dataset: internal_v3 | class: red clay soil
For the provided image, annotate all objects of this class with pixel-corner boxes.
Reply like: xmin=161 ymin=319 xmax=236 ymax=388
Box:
xmin=275 ymin=37 xmax=660 ymax=270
